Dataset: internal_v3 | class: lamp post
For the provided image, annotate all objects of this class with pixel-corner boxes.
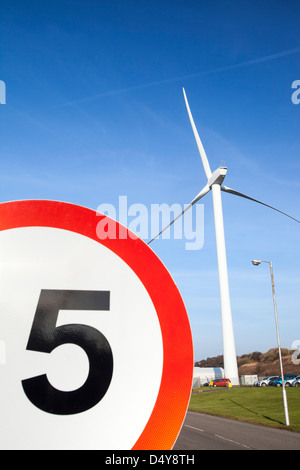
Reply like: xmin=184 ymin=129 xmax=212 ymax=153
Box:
xmin=252 ymin=259 xmax=290 ymax=426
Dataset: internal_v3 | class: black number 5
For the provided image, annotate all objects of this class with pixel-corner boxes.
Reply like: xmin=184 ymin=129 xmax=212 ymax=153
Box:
xmin=22 ymin=290 xmax=113 ymax=415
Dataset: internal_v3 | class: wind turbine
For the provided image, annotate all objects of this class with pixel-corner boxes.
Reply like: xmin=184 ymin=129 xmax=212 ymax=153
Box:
xmin=148 ymin=88 xmax=300 ymax=386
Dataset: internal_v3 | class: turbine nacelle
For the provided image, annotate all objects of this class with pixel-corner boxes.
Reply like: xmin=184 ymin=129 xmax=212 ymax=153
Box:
xmin=207 ymin=167 xmax=227 ymax=188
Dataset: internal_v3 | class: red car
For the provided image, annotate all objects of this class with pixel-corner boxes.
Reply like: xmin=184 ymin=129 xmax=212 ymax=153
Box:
xmin=212 ymin=378 xmax=231 ymax=387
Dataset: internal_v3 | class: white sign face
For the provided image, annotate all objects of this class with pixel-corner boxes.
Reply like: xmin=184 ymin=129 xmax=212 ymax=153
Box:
xmin=0 ymin=201 xmax=193 ymax=450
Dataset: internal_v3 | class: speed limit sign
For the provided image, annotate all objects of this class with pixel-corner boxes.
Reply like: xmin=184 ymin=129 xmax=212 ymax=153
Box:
xmin=0 ymin=200 xmax=193 ymax=450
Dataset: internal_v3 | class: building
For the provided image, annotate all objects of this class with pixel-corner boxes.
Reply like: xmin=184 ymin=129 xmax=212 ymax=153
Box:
xmin=192 ymin=367 xmax=224 ymax=388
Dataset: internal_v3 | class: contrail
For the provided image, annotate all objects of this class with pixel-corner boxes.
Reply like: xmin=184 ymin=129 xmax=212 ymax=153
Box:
xmin=49 ymin=46 xmax=300 ymax=109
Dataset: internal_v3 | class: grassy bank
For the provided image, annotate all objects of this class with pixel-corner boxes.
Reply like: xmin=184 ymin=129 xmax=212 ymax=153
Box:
xmin=189 ymin=387 xmax=300 ymax=431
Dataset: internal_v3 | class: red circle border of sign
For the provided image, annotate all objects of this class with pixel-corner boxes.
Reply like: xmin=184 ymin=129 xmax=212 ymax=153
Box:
xmin=0 ymin=200 xmax=193 ymax=450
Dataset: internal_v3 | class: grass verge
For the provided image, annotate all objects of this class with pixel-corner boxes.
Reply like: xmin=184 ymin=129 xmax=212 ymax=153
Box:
xmin=189 ymin=387 xmax=300 ymax=432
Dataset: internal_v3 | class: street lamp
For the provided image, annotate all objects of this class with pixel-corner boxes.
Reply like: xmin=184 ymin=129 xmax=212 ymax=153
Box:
xmin=251 ymin=259 xmax=290 ymax=426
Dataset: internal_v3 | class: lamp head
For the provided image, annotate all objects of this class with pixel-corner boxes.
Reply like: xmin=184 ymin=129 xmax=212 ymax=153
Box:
xmin=252 ymin=260 xmax=261 ymax=266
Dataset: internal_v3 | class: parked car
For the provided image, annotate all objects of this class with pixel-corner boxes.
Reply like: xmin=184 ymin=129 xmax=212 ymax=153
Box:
xmin=254 ymin=376 xmax=278 ymax=387
xmin=267 ymin=376 xmax=280 ymax=386
xmin=291 ymin=376 xmax=300 ymax=387
xmin=211 ymin=378 xmax=231 ymax=387
xmin=285 ymin=375 xmax=299 ymax=387
xmin=269 ymin=375 xmax=297 ymax=387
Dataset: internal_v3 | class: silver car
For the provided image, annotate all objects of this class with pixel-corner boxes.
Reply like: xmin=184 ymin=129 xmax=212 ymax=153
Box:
xmin=291 ymin=376 xmax=300 ymax=387
xmin=254 ymin=376 xmax=278 ymax=387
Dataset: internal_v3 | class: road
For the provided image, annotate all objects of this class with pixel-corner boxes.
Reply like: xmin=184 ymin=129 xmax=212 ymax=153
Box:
xmin=173 ymin=411 xmax=300 ymax=450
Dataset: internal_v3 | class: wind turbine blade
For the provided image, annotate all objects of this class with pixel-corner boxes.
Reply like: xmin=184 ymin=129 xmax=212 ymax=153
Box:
xmin=148 ymin=184 xmax=210 ymax=244
xmin=221 ymin=185 xmax=300 ymax=223
xmin=183 ymin=88 xmax=212 ymax=180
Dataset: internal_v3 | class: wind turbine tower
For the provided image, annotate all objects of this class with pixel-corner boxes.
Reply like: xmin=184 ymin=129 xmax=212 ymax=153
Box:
xmin=183 ymin=90 xmax=239 ymax=385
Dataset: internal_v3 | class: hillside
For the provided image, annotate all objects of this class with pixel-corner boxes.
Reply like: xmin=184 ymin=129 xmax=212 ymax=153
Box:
xmin=195 ymin=348 xmax=300 ymax=377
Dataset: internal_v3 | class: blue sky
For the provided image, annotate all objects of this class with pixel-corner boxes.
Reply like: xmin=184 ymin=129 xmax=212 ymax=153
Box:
xmin=1 ymin=0 xmax=300 ymax=361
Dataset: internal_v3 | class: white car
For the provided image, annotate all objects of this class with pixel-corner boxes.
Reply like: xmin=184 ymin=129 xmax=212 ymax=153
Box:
xmin=291 ymin=376 xmax=300 ymax=387
xmin=254 ymin=376 xmax=278 ymax=387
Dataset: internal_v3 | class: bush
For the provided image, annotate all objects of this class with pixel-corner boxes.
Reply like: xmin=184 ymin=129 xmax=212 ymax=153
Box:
xmin=250 ymin=351 xmax=262 ymax=362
